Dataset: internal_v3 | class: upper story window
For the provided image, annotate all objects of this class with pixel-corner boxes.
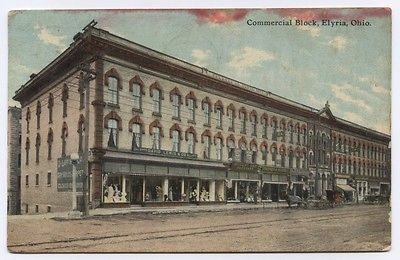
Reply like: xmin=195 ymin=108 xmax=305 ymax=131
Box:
xmin=48 ymin=93 xmax=54 ymax=123
xmin=296 ymin=152 xmax=300 ymax=168
xmin=271 ymin=118 xmax=278 ymax=141
xmin=228 ymin=109 xmax=234 ymax=131
xmin=79 ymin=85 xmax=86 ymax=110
xmin=187 ymin=133 xmax=195 ymax=154
xmin=107 ymin=119 xmax=118 ymax=148
xmin=261 ymin=115 xmax=268 ymax=138
xmin=107 ymin=77 xmax=118 ymax=105
xmin=271 ymin=146 xmax=277 ymax=166
xmin=61 ymin=122 xmax=68 ymax=157
xmin=250 ymin=112 xmax=257 ymax=136
xmin=288 ymin=150 xmax=294 ymax=168
xmin=172 ymin=94 xmax=180 ymax=119
xmin=261 ymin=144 xmax=268 ymax=165
xmin=203 ymin=103 xmax=211 ymax=126
xmin=132 ymin=123 xmax=142 ymax=150
xmin=239 ymin=108 xmax=247 ymax=134
xmin=47 ymin=128 xmax=53 ymax=160
xmin=132 ymin=84 xmax=142 ymax=111
xmin=152 ymin=127 xmax=161 ymax=150
xmin=25 ymin=138 xmax=30 ymax=165
xmin=188 ymin=98 xmax=195 ymax=122
xmin=172 ymin=130 xmax=180 ymax=152
xmin=26 ymin=107 xmax=31 ymax=133
xmin=35 ymin=133 xmax=40 ymax=163
xmin=289 ymin=124 xmax=294 ymax=143
xmin=227 ymin=137 xmax=235 ymax=159
xmin=203 ymin=135 xmax=211 ymax=159
xmin=280 ymin=149 xmax=286 ymax=168
xmin=153 ymin=89 xmax=161 ymax=114
xmin=36 ymin=101 xmax=41 ymax=129
xmin=216 ymin=109 xmax=223 ymax=128
xmin=216 ymin=137 xmax=223 ymax=161
xmin=78 ymin=115 xmax=85 ymax=153
xmin=61 ymin=84 xmax=69 ymax=118
xmin=240 ymin=143 xmax=246 ymax=163
xmin=251 ymin=142 xmax=257 ymax=164
xmin=296 ymin=125 xmax=301 ymax=144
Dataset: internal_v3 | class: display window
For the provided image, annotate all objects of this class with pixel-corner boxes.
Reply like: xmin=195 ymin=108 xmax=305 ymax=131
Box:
xmin=145 ymin=177 xmax=163 ymax=202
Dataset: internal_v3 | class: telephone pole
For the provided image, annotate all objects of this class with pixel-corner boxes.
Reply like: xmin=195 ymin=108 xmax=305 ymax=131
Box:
xmin=80 ymin=62 xmax=96 ymax=216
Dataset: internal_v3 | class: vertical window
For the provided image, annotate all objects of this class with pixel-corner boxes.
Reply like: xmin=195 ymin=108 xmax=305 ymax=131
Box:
xmin=48 ymin=94 xmax=54 ymax=123
xmin=108 ymin=77 xmax=118 ymax=105
xmin=240 ymin=111 xmax=246 ymax=133
xmin=47 ymin=206 xmax=51 ymax=213
xmin=35 ymin=205 xmax=39 ymax=213
xmin=188 ymin=99 xmax=195 ymax=121
xmin=281 ymin=152 xmax=286 ymax=167
xmin=228 ymin=140 xmax=235 ymax=159
xmin=80 ymin=88 xmax=85 ymax=109
xmin=152 ymin=127 xmax=161 ymax=150
xmin=25 ymin=204 xmax=29 ymax=213
xmin=302 ymin=129 xmax=307 ymax=146
xmin=251 ymin=144 xmax=257 ymax=164
xmin=36 ymin=101 xmax=41 ymax=129
xmin=35 ymin=134 xmax=40 ymax=163
xmin=240 ymin=143 xmax=246 ymax=163
xmin=262 ymin=118 xmax=268 ymax=138
xmin=216 ymin=109 xmax=223 ymax=128
xmin=289 ymin=151 xmax=294 ymax=168
xmin=153 ymin=89 xmax=161 ymax=114
xmin=289 ymin=125 xmax=294 ymax=143
xmin=251 ymin=115 xmax=257 ymax=136
xmin=296 ymin=155 xmax=300 ymax=168
xmin=78 ymin=120 xmax=85 ymax=153
xmin=132 ymin=84 xmax=142 ymax=110
xmin=25 ymin=175 xmax=29 ymax=187
xmin=261 ymin=146 xmax=268 ymax=165
xmin=47 ymin=172 xmax=51 ymax=186
xmin=272 ymin=120 xmax=278 ymax=141
xmin=296 ymin=126 xmax=301 ymax=144
xmin=35 ymin=174 xmax=39 ymax=186
xmin=132 ymin=123 xmax=142 ymax=150
xmin=62 ymin=85 xmax=68 ymax=118
xmin=188 ymin=133 xmax=195 ymax=154
xmin=228 ymin=109 xmax=234 ymax=130
xmin=25 ymin=138 xmax=30 ymax=165
xmin=172 ymin=94 xmax=180 ymax=119
xmin=47 ymin=129 xmax=53 ymax=160
xmin=26 ymin=108 xmax=31 ymax=133
xmin=216 ymin=138 xmax=222 ymax=160
xmin=172 ymin=130 xmax=180 ymax=152
xmin=107 ymin=119 xmax=118 ymax=148
xmin=272 ymin=147 xmax=277 ymax=166
xmin=204 ymin=136 xmax=211 ymax=159
xmin=61 ymin=124 xmax=68 ymax=157
xmin=204 ymin=103 xmax=210 ymax=126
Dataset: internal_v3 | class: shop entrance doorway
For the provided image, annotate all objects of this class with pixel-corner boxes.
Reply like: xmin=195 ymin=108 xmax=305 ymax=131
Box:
xmin=130 ymin=177 xmax=143 ymax=204
xmin=271 ymin=184 xmax=279 ymax=202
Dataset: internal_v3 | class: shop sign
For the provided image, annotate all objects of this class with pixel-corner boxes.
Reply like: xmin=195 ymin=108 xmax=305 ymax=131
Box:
xmin=230 ymin=162 xmax=259 ymax=172
xmin=131 ymin=147 xmax=197 ymax=159
xmin=260 ymin=165 xmax=289 ymax=174
xmin=57 ymin=156 xmax=85 ymax=192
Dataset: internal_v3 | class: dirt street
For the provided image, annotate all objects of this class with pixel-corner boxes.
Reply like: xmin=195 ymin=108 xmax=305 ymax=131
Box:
xmin=7 ymin=204 xmax=390 ymax=253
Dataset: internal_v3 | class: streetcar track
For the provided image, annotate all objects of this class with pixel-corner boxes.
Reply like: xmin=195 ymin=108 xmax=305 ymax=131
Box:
xmin=9 ymin=208 xmax=386 ymax=251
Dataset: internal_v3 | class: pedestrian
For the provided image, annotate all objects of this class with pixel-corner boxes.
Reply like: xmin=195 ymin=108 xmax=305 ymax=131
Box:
xmin=168 ymin=187 xmax=173 ymax=201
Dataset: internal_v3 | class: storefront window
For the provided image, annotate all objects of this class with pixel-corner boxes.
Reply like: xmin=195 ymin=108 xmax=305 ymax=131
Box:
xmin=103 ymin=175 xmax=127 ymax=203
xmin=145 ymin=177 xmax=163 ymax=202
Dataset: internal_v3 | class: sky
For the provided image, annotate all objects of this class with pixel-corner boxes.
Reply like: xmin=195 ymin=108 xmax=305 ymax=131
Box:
xmin=8 ymin=9 xmax=391 ymax=134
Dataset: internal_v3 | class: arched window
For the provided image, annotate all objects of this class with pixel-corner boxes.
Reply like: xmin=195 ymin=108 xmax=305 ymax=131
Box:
xmin=295 ymin=150 xmax=300 ymax=168
xmin=61 ymin=123 xmax=68 ymax=156
xmin=251 ymin=141 xmax=257 ymax=164
xmin=78 ymin=115 xmax=85 ymax=153
xmin=107 ymin=77 xmax=118 ymax=105
xmin=48 ymin=93 xmax=54 ymax=123
xmin=240 ymin=142 xmax=246 ymax=163
xmin=153 ymin=127 xmax=161 ymax=150
xmin=188 ymin=132 xmax=195 ymax=154
xmin=202 ymin=97 xmax=212 ymax=126
xmin=35 ymin=133 xmax=40 ymax=163
xmin=302 ymin=149 xmax=307 ymax=169
xmin=227 ymin=104 xmax=236 ymax=131
xmin=170 ymin=87 xmax=182 ymax=120
xmin=288 ymin=149 xmax=294 ymax=168
xmin=36 ymin=101 xmax=41 ymax=129
xmin=61 ymin=84 xmax=68 ymax=117
xmin=261 ymin=114 xmax=268 ymax=138
xmin=289 ymin=123 xmax=294 ymax=143
xmin=215 ymin=100 xmax=224 ymax=129
xmin=227 ymin=135 xmax=235 ymax=159
xmin=47 ymin=128 xmax=53 ymax=160
xmin=185 ymin=91 xmax=197 ymax=122
xmin=107 ymin=119 xmax=118 ymax=148
xmin=239 ymin=107 xmax=247 ymax=134
xmin=250 ymin=110 xmax=257 ymax=136
xmin=132 ymin=84 xmax=142 ymax=110
xmin=271 ymin=145 xmax=277 ymax=166
xmin=271 ymin=117 xmax=278 ymax=141
xmin=25 ymin=137 xmax=30 ymax=165
xmin=296 ymin=124 xmax=301 ymax=144
xmin=216 ymin=138 xmax=223 ymax=160
xmin=153 ymin=88 xmax=161 ymax=114
xmin=132 ymin=123 xmax=142 ymax=150
xmin=172 ymin=130 xmax=180 ymax=152
xmin=280 ymin=147 xmax=286 ymax=167
xmin=260 ymin=143 xmax=268 ymax=165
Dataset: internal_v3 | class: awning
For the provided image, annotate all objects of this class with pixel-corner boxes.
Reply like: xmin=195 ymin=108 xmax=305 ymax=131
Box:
xmin=336 ymin=184 xmax=356 ymax=192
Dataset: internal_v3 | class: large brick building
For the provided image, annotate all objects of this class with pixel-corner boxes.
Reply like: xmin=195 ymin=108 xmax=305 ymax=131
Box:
xmin=8 ymin=106 xmax=22 ymax=215
xmin=13 ymin=25 xmax=391 ymax=214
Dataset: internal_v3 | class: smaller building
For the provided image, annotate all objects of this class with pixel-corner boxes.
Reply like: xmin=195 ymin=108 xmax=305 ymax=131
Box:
xmin=8 ymin=106 xmax=22 ymax=214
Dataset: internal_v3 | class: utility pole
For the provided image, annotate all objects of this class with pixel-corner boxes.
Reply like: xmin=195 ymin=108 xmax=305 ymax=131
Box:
xmin=80 ymin=62 xmax=96 ymax=217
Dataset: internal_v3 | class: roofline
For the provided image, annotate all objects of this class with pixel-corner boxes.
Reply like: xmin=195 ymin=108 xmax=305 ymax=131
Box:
xmin=13 ymin=25 xmax=391 ymax=141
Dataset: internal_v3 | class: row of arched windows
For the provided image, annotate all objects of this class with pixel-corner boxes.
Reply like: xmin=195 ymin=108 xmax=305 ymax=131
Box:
xmin=332 ymin=156 xmax=387 ymax=178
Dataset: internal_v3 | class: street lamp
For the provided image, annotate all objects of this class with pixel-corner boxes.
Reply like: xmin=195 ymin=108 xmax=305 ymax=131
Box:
xmin=69 ymin=153 xmax=81 ymax=218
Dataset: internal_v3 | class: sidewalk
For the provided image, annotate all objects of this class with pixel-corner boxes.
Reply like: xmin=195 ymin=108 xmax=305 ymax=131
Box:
xmin=8 ymin=202 xmax=290 ymax=220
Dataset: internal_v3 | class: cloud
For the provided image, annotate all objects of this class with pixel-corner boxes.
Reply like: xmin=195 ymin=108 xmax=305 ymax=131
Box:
xmin=227 ymin=47 xmax=276 ymax=72
xmin=329 ymin=83 xmax=372 ymax=111
xmin=307 ymin=94 xmax=325 ymax=108
xmin=191 ymin=49 xmax=211 ymax=67
xmin=328 ymin=36 xmax=347 ymax=50
xmin=271 ymin=8 xmax=390 ymax=21
xmin=189 ymin=10 xmax=249 ymax=24
xmin=343 ymin=112 xmax=363 ymax=125
xmin=372 ymin=83 xmax=390 ymax=95
xmin=34 ymin=25 xmax=67 ymax=51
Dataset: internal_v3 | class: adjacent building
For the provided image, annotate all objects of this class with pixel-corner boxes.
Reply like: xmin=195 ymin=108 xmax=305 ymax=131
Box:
xmin=13 ymin=25 xmax=391 ymax=213
xmin=8 ymin=106 xmax=22 ymax=215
